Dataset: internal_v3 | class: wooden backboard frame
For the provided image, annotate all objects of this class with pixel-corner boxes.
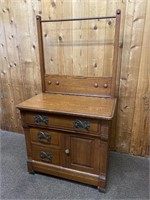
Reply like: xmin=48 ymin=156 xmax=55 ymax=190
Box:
xmin=36 ymin=10 xmax=121 ymax=97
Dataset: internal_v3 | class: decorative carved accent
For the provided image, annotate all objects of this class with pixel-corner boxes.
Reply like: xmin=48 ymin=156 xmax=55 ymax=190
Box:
xmin=94 ymin=83 xmax=99 ymax=88
xmin=48 ymin=80 xmax=52 ymax=85
xmin=56 ymin=81 xmax=60 ymax=85
xmin=103 ymin=83 xmax=108 ymax=88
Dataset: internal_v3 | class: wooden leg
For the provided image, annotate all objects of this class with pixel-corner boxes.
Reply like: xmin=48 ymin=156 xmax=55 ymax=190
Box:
xmin=97 ymin=186 xmax=106 ymax=193
xmin=27 ymin=160 xmax=34 ymax=174
xmin=29 ymin=170 xmax=35 ymax=174
xmin=98 ymin=174 xmax=106 ymax=193
xmin=98 ymin=139 xmax=109 ymax=193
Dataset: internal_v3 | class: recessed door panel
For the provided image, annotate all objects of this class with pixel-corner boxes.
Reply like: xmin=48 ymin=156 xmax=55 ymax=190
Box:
xmin=71 ymin=137 xmax=93 ymax=168
xmin=65 ymin=135 xmax=100 ymax=174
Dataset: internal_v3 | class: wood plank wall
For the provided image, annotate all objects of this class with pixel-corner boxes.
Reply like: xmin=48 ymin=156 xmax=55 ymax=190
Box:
xmin=0 ymin=0 xmax=149 ymax=156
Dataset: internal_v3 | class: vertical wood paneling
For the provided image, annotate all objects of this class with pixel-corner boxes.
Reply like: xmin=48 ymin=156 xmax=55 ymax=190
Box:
xmin=1 ymin=0 xmax=24 ymax=132
xmin=129 ymin=0 xmax=150 ymax=156
xmin=115 ymin=0 xmax=148 ymax=154
xmin=57 ymin=0 xmax=73 ymax=75
xmin=0 ymin=0 xmax=149 ymax=156
xmin=87 ymin=0 xmax=107 ymax=77
xmin=72 ymin=0 xmax=89 ymax=76
xmin=42 ymin=0 xmax=58 ymax=75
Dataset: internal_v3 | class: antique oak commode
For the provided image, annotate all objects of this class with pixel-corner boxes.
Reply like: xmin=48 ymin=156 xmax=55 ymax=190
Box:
xmin=17 ymin=10 xmax=121 ymax=192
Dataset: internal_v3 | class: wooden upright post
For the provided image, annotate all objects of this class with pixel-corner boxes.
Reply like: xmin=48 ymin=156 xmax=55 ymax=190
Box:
xmin=111 ymin=9 xmax=121 ymax=97
xmin=36 ymin=15 xmax=46 ymax=92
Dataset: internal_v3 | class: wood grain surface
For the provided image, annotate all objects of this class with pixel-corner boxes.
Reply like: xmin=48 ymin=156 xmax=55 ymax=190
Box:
xmin=17 ymin=93 xmax=116 ymax=119
xmin=0 ymin=0 xmax=149 ymax=156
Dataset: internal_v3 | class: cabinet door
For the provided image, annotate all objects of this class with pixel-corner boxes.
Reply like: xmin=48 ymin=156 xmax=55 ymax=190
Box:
xmin=65 ymin=135 xmax=100 ymax=174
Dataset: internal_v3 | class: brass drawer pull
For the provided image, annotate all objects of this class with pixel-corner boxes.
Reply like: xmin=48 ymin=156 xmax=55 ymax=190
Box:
xmin=40 ymin=151 xmax=53 ymax=160
xmin=37 ymin=132 xmax=51 ymax=141
xmin=34 ymin=115 xmax=48 ymax=125
xmin=65 ymin=149 xmax=70 ymax=155
xmin=74 ymin=119 xmax=90 ymax=130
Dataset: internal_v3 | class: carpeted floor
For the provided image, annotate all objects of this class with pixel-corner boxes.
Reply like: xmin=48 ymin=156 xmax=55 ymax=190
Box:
xmin=0 ymin=130 xmax=149 ymax=200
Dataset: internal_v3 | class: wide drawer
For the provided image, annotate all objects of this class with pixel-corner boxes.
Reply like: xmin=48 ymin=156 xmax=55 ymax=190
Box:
xmin=24 ymin=112 xmax=100 ymax=134
xmin=30 ymin=128 xmax=61 ymax=146
xmin=32 ymin=144 xmax=61 ymax=165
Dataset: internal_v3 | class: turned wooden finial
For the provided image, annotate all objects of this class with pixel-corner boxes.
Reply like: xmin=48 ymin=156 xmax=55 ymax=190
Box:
xmin=36 ymin=15 xmax=41 ymax=20
xmin=116 ymin=9 xmax=121 ymax=15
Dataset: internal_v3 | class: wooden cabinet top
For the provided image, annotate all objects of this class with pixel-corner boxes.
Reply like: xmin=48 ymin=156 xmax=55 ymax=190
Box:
xmin=17 ymin=93 xmax=116 ymax=120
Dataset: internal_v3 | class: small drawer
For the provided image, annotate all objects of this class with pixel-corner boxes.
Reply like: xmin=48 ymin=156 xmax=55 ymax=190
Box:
xmin=32 ymin=144 xmax=61 ymax=165
xmin=25 ymin=112 xmax=100 ymax=134
xmin=30 ymin=128 xmax=60 ymax=146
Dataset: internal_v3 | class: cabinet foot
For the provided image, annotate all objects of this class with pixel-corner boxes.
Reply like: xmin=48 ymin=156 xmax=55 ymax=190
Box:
xmin=27 ymin=160 xmax=34 ymax=174
xmin=29 ymin=170 xmax=35 ymax=174
xmin=97 ymin=186 xmax=106 ymax=193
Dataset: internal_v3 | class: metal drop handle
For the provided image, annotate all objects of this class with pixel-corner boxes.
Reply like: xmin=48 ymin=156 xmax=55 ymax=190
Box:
xmin=38 ymin=132 xmax=51 ymax=141
xmin=40 ymin=151 xmax=53 ymax=160
xmin=73 ymin=119 xmax=90 ymax=130
xmin=34 ymin=115 xmax=49 ymax=125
